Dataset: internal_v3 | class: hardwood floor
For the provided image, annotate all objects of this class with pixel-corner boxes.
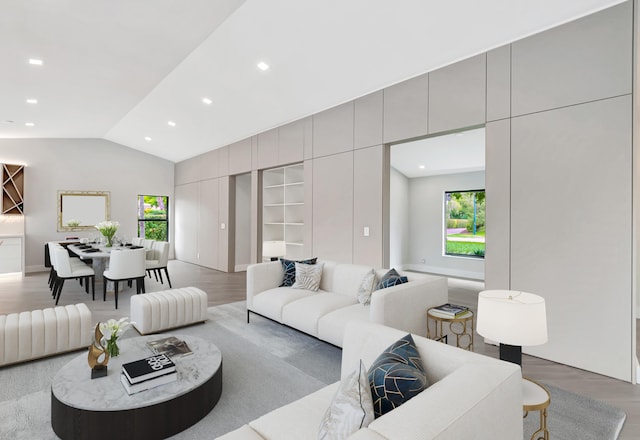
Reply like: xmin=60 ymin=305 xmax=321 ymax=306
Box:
xmin=1 ymin=262 xmax=638 ymax=438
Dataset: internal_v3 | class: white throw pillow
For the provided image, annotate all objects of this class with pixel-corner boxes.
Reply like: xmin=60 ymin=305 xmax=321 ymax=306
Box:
xmin=357 ymin=269 xmax=376 ymax=305
xmin=318 ymin=360 xmax=375 ymax=440
xmin=292 ymin=261 xmax=324 ymax=291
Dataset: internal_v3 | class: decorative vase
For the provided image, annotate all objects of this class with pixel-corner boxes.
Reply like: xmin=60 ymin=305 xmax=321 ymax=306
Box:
xmin=106 ymin=338 xmax=120 ymax=357
xmin=105 ymin=235 xmax=113 ymax=247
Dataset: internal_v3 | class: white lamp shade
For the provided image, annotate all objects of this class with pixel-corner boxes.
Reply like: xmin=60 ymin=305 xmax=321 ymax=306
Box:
xmin=262 ymin=241 xmax=286 ymax=258
xmin=476 ymin=290 xmax=548 ymax=347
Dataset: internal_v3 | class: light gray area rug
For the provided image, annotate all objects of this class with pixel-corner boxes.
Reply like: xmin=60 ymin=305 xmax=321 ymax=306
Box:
xmin=0 ymin=301 xmax=342 ymax=439
xmin=523 ymin=382 xmax=626 ymax=440
xmin=0 ymin=300 xmax=628 ymax=440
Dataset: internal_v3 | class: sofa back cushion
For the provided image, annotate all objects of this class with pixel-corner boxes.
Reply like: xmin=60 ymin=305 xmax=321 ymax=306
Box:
xmin=332 ymin=264 xmax=376 ymax=298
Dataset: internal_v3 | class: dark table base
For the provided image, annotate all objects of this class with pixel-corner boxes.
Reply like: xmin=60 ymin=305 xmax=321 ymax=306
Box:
xmin=51 ymin=359 xmax=222 ymax=440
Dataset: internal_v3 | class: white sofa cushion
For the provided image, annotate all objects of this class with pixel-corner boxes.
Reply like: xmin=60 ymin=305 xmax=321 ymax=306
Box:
xmin=252 ymin=287 xmax=315 ymax=323
xmin=282 ymin=292 xmax=357 ymax=337
xmin=332 ymin=264 xmax=375 ymax=298
xmin=291 ymin=261 xmax=324 ymax=291
xmin=319 ymin=359 xmax=374 ymax=440
xmin=249 ymin=383 xmax=339 ymax=439
xmin=317 ymin=304 xmax=370 ymax=347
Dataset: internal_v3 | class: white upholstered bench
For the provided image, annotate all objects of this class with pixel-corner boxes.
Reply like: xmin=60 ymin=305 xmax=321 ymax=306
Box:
xmin=0 ymin=303 xmax=93 ymax=367
xmin=130 ymin=287 xmax=209 ymax=335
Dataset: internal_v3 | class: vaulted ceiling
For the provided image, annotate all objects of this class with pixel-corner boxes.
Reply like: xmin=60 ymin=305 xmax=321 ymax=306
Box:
xmin=0 ymin=0 xmax=625 ymax=163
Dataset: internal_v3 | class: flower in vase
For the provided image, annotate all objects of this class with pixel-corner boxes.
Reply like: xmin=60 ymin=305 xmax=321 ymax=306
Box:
xmin=99 ymin=317 xmax=133 ymax=357
xmin=95 ymin=220 xmax=119 ymax=247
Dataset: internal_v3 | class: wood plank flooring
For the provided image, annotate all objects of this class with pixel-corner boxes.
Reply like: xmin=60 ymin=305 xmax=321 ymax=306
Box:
xmin=1 ymin=262 xmax=638 ymax=438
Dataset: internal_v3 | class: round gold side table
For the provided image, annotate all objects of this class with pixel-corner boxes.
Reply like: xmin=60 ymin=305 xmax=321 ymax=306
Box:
xmin=426 ymin=308 xmax=474 ymax=351
xmin=523 ymin=377 xmax=550 ymax=440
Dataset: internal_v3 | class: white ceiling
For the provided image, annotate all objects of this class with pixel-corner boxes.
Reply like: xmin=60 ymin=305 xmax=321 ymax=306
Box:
xmin=0 ymin=0 xmax=625 ymax=163
xmin=391 ymin=128 xmax=485 ymax=179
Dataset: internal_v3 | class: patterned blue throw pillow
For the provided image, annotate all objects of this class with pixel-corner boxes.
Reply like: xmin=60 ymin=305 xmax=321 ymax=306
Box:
xmin=368 ymin=334 xmax=428 ymax=418
xmin=375 ymin=268 xmax=408 ymax=290
xmin=279 ymin=257 xmax=318 ymax=287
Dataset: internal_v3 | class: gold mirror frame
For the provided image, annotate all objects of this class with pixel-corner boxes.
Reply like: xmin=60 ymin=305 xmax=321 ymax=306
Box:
xmin=57 ymin=190 xmax=110 ymax=232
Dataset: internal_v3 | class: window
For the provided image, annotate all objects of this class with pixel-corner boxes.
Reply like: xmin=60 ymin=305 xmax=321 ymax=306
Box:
xmin=137 ymin=195 xmax=168 ymax=241
xmin=444 ymin=190 xmax=485 ymax=258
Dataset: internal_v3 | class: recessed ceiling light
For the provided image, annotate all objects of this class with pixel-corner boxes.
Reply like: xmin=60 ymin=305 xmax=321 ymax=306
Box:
xmin=25 ymin=122 xmax=35 ymax=127
xmin=202 ymin=97 xmax=212 ymax=105
xmin=144 ymin=136 xmax=152 ymax=141
xmin=26 ymin=98 xmax=38 ymax=104
xmin=419 ymin=165 xmax=425 ymax=169
xmin=167 ymin=121 xmax=176 ymax=127
xmin=28 ymin=59 xmax=43 ymax=66
xmin=257 ymin=61 xmax=270 ymax=71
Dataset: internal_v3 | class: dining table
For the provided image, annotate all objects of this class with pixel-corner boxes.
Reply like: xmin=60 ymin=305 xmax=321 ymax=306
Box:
xmin=67 ymin=243 xmax=146 ymax=292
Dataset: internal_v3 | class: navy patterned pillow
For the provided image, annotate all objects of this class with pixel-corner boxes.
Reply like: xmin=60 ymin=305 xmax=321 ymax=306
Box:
xmin=368 ymin=334 xmax=428 ymax=418
xmin=375 ymin=268 xmax=408 ymax=290
xmin=279 ymin=257 xmax=318 ymax=287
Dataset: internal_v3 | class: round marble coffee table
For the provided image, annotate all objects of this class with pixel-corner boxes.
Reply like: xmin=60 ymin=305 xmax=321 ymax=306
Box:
xmin=51 ymin=334 xmax=222 ymax=440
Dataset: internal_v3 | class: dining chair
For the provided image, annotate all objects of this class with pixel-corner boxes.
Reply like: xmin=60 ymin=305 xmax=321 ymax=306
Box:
xmin=145 ymin=241 xmax=172 ymax=288
xmin=131 ymin=237 xmax=144 ymax=246
xmin=52 ymin=247 xmax=95 ymax=305
xmin=103 ymin=248 xmax=146 ymax=309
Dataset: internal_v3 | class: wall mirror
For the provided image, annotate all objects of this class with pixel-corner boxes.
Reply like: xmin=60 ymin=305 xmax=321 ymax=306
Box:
xmin=57 ymin=190 xmax=110 ymax=232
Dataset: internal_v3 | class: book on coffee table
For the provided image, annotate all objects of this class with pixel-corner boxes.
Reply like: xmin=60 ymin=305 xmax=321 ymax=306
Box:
xmin=430 ymin=303 xmax=470 ymax=318
xmin=122 ymin=354 xmax=176 ymax=384
xmin=147 ymin=336 xmax=193 ymax=359
xmin=120 ymin=370 xmax=177 ymax=395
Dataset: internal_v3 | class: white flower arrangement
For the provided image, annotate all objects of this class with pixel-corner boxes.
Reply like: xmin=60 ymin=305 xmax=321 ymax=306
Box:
xmin=95 ymin=220 xmax=119 ymax=246
xmin=99 ymin=317 xmax=133 ymax=357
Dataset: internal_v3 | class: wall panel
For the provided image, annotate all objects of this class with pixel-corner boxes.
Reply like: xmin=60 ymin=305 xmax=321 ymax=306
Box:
xmin=353 ymin=146 xmax=384 ymax=267
xmin=257 ymin=129 xmax=279 ymax=169
xmin=428 ymin=54 xmax=486 ymax=133
xmin=228 ymin=138 xmax=252 ymax=175
xmin=175 ymin=182 xmax=199 ymax=264
xmin=312 ymin=152 xmax=354 ymax=262
xmin=312 ymin=102 xmax=354 ymax=157
xmin=511 ymin=1 xmax=632 ymax=116
xmin=484 ymin=119 xmax=511 ymax=289
xmin=175 ymin=157 xmax=200 ymax=185
xmin=383 ymin=74 xmax=428 ymax=143
xmin=510 ymin=96 xmax=632 ymax=381
xmin=279 ymin=120 xmax=305 ymax=165
xmin=486 ymin=46 xmax=511 ymax=122
xmin=198 ymin=178 xmax=219 ymax=269
xmin=354 ymin=91 xmax=383 ymax=149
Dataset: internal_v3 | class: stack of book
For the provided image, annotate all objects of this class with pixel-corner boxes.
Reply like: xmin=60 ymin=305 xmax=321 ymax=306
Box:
xmin=430 ymin=303 xmax=471 ymax=319
xmin=120 ymin=354 xmax=177 ymax=395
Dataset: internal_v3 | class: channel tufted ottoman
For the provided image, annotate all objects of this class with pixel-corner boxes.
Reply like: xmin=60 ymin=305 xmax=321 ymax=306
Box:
xmin=130 ymin=287 xmax=209 ymax=335
xmin=0 ymin=303 xmax=93 ymax=367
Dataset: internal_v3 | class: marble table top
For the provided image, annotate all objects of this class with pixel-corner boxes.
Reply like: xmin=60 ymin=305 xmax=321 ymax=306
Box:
xmin=51 ymin=334 xmax=221 ymax=411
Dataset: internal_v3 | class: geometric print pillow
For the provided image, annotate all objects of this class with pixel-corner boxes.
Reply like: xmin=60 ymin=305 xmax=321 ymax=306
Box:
xmin=279 ymin=257 xmax=318 ymax=287
xmin=375 ymin=268 xmax=408 ymax=291
xmin=367 ymin=334 xmax=428 ymax=418
xmin=291 ymin=262 xmax=324 ymax=291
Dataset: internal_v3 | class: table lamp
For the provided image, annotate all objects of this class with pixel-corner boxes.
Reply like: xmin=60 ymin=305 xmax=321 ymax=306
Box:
xmin=262 ymin=241 xmax=286 ymax=261
xmin=476 ymin=290 xmax=547 ymax=365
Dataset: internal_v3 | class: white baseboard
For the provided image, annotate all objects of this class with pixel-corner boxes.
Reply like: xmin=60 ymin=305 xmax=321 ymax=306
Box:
xmin=26 ymin=265 xmax=47 ymax=273
xmin=401 ymin=263 xmax=484 ymax=281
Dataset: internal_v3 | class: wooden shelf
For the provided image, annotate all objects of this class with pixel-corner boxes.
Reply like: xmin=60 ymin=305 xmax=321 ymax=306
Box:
xmin=2 ymin=164 xmax=24 ymax=215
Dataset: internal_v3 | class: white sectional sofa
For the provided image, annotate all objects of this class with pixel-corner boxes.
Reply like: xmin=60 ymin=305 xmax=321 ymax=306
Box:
xmin=246 ymin=260 xmax=448 ymax=347
xmin=0 ymin=303 xmax=93 ymax=367
xmin=217 ymin=321 xmax=523 ymax=439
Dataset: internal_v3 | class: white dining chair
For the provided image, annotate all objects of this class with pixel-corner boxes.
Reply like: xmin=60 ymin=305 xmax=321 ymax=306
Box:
xmin=131 ymin=237 xmax=144 ymax=246
xmin=52 ymin=247 xmax=95 ymax=305
xmin=103 ymin=248 xmax=146 ymax=309
xmin=145 ymin=241 xmax=171 ymax=288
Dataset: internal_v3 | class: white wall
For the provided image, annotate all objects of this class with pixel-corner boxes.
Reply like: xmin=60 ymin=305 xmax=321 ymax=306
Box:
xmin=402 ymin=171 xmax=485 ymax=279
xmin=234 ymin=173 xmax=251 ymax=270
xmin=0 ymin=138 xmax=174 ymax=272
xmin=389 ymin=167 xmax=409 ymax=268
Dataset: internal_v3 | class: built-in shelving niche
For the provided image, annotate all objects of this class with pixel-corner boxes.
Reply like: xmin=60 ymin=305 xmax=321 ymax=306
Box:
xmin=2 ymin=164 xmax=25 ymax=215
